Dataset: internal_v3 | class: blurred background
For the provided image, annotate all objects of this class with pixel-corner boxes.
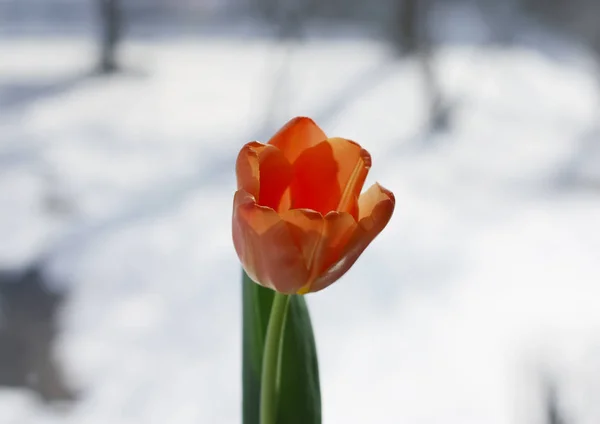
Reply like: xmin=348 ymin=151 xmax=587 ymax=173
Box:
xmin=1 ymin=0 xmax=600 ymax=423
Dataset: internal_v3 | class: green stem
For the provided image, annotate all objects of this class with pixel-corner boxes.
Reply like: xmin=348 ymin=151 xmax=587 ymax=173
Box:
xmin=260 ymin=292 xmax=291 ymax=424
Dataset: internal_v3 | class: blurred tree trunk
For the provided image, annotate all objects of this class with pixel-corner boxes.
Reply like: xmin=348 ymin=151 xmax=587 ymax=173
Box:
xmin=390 ymin=0 xmax=419 ymax=55
xmin=98 ymin=0 xmax=121 ymax=73
xmin=255 ymin=0 xmax=278 ymax=26
xmin=544 ymin=378 xmax=568 ymax=424
xmin=277 ymin=0 xmax=310 ymax=40
xmin=255 ymin=0 xmax=312 ymax=40
xmin=0 ymin=265 xmax=76 ymax=402
xmin=389 ymin=0 xmax=449 ymax=132
xmin=260 ymin=0 xmax=312 ymax=131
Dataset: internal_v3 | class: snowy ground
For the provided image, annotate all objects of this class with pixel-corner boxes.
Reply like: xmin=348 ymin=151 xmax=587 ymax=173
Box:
xmin=0 ymin=29 xmax=600 ymax=424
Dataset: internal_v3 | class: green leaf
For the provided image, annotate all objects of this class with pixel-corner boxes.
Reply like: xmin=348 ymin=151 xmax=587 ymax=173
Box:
xmin=242 ymin=271 xmax=321 ymax=424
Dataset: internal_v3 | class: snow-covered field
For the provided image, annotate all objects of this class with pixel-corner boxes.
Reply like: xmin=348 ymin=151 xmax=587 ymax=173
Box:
xmin=0 ymin=29 xmax=599 ymax=424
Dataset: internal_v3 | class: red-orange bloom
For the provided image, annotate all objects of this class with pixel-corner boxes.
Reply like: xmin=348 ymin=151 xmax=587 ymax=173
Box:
xmin=232 ymin=117 xmax=395 ymax=294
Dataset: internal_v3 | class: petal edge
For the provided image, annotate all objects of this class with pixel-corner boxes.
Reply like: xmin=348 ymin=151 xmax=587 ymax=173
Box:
xmin=267 ymin=117 xmax=328 ymax=165
xmin=308 ymin=183 xmax=395 ymax=293
xmin=232 ymin=189 xmax=309 ymax=293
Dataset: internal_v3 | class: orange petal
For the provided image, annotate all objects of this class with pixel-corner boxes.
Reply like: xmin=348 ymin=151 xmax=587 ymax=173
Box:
xmin=235 ymin=141 xmax=293 ymax=210
xmin=235 ymin=142 xmax=262 ymax=198
xmin=267 ymin=117 xmax=328 ymax=165
xmin=357 ymin=182 xmax=396 ymax=225
xmin=281 ymin=209 xmax=326 ymax=278
xmin=288 ymin=137 xmax=371 ymax=218
xmin=320 ymin=211 xmax=358 ymax=273
xmin=309 ymin=183 xmax=395 ymax=293
xmin=232 ymin=190 xmax=309 ymax=293
xmin=281 ymin=209 xmax=357 ymax=294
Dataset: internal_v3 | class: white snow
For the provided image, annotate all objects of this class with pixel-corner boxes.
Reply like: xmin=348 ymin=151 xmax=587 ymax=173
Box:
xmin=1 ymin=25 xmax=600 ymax=424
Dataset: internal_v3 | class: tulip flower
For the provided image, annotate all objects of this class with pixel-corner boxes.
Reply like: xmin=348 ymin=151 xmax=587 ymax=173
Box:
xmin=233 ymin=116 xmax=395 ymax=295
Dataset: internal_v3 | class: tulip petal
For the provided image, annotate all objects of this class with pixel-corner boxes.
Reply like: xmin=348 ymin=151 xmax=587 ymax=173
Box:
xmin=235 ymin=141 xmax=293 ymax=210
xmin=309 ymin=183 xmax=395 ymax=293
xmin=282 ymin=209 xmax=357 ymax=294
xmin=320 ymin=211 xmax=358 ymax=271
xmin=235 ymin=142 xmax=262 ymax=198
xmin=304 ymin=212 xmax=358 ymax=294
xmin=281 ymin=209 xmax=326 ymax=276
xmin=357 ymin=182 xmax=396 ymax=229
xmin=267 ymin=117 xmax=328 ymax=164
xmin=232 ymin=189 xmax=309 ymax=294
xmin=288 ymin=137 xmax=371 ymax=218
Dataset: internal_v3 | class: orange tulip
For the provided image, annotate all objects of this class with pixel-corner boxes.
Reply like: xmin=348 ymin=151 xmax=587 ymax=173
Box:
xmin=232 ymin=117 xmax=395 ymax=294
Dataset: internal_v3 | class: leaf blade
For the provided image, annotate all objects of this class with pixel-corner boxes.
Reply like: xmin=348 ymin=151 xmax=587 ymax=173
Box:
xmin=242 ymin=271 xmax=321 ymax=424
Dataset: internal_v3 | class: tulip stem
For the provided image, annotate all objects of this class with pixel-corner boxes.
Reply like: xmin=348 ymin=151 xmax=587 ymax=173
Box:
xmin=260 ymin=292 xmax=291 ymax=424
